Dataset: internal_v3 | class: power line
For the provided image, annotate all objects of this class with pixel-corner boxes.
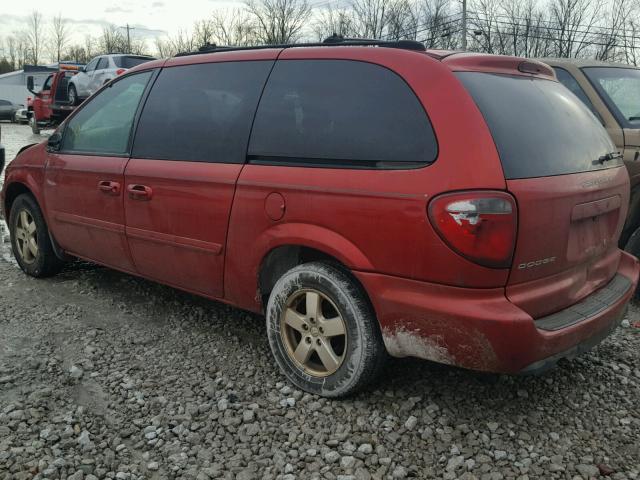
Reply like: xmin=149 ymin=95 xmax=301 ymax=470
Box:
xmin=467 ymin=26 xmax=637 ymax=51
xmin=467 ymin=16 xmax=640 ymax=46
xmin=469 ymin=11 xmax=634 ymax=42
xmin=383 ymin=14 xmax=462 ymax=41
xmin=469 ymin=10 xmax=620 ymax=34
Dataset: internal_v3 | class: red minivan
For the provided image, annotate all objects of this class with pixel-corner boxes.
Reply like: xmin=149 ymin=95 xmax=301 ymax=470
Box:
xmin=1 ymin=39 xmax=638 ymax=397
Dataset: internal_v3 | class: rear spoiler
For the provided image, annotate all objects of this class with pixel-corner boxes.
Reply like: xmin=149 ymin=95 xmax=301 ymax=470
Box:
xmin=442 ymin=53 xmax=555 ymax=80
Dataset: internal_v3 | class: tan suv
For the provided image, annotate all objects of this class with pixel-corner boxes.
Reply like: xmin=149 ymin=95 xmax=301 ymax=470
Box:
xmin=540 ymin=58 xmax=640 ymax=259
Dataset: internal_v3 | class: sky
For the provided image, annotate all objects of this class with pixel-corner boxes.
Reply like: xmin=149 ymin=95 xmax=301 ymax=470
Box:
xmin=0 ymin=0 xmax=247 ymax=47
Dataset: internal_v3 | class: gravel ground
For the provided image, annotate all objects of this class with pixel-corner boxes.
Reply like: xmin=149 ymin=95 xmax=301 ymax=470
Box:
xmin=1 ymin=122 xmax=639 ymax=480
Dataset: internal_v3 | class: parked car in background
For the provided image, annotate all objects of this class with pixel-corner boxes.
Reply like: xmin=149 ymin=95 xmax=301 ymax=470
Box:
xmin=540 ymin=58 xmax=640 ymax=260
xmin=2 ymin=42 xmax=638 ymax=397
xmin=67 ymin=54 xmax=156 ymax=105
xmin=27 ymin=65 xmax=83 ymax=134
xmin=13 ymin=107 xmax=28 ymax=124
xmin=0 ymin=99 xmax=23 ymax=122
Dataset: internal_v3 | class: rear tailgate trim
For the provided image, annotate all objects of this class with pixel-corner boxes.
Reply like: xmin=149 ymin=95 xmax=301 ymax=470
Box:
xmin=535 ymin=273 xmax=631 ymax=331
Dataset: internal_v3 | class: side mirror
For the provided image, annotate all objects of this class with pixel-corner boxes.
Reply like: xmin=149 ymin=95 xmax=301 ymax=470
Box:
xmin=27 ymin=76 xmax=35 ymax=93
xmin=47 ymin=131 xmax=63 ymax=151
xmin=79 ymin=66 xmax=86 ymax=73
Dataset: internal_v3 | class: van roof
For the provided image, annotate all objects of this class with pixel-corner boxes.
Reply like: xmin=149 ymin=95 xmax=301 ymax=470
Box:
xmin=128 ymin=39 xmax=555 ymax=81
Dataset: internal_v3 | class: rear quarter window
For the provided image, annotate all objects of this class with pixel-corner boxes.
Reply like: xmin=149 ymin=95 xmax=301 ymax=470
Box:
xmin=457 ymin=72 xmax=618 ymax=179
xmin=248 ymin=59 xmax=437 ymax=169
xmin=114 ymin=56 xmax=154 ymax=69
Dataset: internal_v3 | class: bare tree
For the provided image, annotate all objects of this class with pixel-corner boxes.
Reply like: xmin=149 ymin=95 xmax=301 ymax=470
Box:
xmin=350 ymin=0 xmax=390 ymax=38
xmin=15 ymin=32 xmax=30 ymax=68
xmin=6 ymin=36 xmax=18 ymax=70
xmin=245 ymin=0 xmax=312 ymax=44
xmin=65 ymin=44 xmax=90 ymax=63
xmin=469 ymin=0 xmax=501 ymax=53
xmin=193 ymin=19 xmax=215 ymax=47
xmin=211 ymin=9 xmax=258 ymax=46
xmin=50 ymin=14 xmax=70 ymax=62
xmin=312 ymin=5 xmax=358 ymax=40
xmin=385 ymin=0 xmax=420 ymax=40
xmin=416 ymin=0 xmax=459 ymax=48
xmin=100 ymin=25 xmax=124 ymax=54
xmin=594 ymin=0 xmax=636 ymax=61
xmin=548 ymin=0 xmax=602 ymax=58
xmin=26 ymin=11 xmax=44 ymax=64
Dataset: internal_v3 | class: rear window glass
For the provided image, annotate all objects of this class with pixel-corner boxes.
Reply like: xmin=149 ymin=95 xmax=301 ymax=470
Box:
xmin=114 ymin=56 xmax=154 ymax=69
xmin=248 ymin=60 xmax=437 ymax=169
xmin=457 ymin=72 xmax=619 ymax=179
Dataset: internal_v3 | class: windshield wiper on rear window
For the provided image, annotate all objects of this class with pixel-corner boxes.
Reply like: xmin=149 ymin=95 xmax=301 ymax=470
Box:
xmin=593 ymin=151 xmax=623 ymax=165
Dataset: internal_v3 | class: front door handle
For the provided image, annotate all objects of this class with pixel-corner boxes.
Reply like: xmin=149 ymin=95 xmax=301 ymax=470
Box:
xmin=127 ymin=184 xmax=153 ymax=200
xmin=98 ymin=180 xmax=120 ymax=195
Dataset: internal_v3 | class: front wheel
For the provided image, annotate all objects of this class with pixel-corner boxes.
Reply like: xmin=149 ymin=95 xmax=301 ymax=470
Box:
xmin=9 ymin=194 xmax=64 ymax=278
xmin=266 ymin=262 xmax=386 ymax=397
xmin=30 ymin=117 xmax=40 ymax=134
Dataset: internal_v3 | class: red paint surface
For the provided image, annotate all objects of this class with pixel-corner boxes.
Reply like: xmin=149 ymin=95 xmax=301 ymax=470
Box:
xmin=2 ymin=47 xmax=639 ymax=374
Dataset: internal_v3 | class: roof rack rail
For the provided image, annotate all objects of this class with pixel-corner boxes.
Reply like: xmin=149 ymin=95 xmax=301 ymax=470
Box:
xmin=174 ymin=35 xmax=426 ymax=57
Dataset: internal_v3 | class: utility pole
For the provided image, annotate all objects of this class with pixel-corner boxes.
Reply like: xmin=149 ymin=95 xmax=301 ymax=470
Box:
xmin=461 ymin=0 xmax=468 ymax=50
xmin=120 ymin=24 xmax=135 ymax=53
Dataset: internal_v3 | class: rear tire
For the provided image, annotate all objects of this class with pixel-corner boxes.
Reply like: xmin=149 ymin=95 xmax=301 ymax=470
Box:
xmin=624 ymin=226 xmax=640 ymax=298
xmin=266 ymin=262 xmax=386 ymax=397
xmin=68 ymin=84 xmax=79 ymax=106
xmin=9 ymin=194 xmax=64 ymax=278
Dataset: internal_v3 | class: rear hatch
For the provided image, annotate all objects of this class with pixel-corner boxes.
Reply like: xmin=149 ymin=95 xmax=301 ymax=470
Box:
xmin=457 ymin=68 xmax=628 ymax=318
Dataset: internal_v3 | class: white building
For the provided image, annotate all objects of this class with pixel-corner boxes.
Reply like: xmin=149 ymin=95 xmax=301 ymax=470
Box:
xmin=0 ymin=65 xmax=59 ymax=106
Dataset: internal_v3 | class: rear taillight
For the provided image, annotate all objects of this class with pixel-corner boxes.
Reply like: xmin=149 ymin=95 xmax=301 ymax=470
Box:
xmin=116 ymin=68 xmax=126 ymax=75
xmin=428 ymin=191 xmax=517 ymax=268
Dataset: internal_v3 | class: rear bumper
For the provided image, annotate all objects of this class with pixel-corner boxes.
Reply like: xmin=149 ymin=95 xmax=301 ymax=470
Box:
xmin=354 ymin=251 xmax=639 ymax=373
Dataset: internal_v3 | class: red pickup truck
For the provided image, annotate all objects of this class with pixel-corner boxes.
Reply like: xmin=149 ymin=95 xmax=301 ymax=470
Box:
xmin=26 ymin=64 xmax=83 ymax=134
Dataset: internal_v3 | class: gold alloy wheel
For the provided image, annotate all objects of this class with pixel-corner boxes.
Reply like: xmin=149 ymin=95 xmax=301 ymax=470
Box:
xmin=14 ymin=210 xmax=38 ymax=264
xmin=280 ymin=289 xmax=348 ymax=377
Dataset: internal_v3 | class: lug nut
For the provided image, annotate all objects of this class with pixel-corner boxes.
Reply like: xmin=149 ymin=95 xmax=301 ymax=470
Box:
xmin=302 ymin=324 xmax=308 ymax=330
xmin=305 ymin=337 xmax=311 ymax=344
xmin=316 ymin=339 xmax=321 ymax=346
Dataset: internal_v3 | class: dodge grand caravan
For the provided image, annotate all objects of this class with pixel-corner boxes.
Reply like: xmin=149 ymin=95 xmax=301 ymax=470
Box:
xmin=1 ymin=39 xmax=638 ymax=397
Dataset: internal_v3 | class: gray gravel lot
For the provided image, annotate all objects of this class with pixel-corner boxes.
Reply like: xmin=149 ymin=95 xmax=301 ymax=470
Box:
xmin=0 ymin=121 xmax=639 ymax=480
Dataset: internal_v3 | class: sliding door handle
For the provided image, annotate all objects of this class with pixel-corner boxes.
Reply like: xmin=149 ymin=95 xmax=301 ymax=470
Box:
xmin=98 ymin=180 xmax=120 ymax=195
xmin=127 ymin=184 xmax=153 ymax=200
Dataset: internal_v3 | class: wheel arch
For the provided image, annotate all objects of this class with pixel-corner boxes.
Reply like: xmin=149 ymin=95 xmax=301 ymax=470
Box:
xmin=226 ymin=223 xmax=375 ymax=313
xmin=256 ymin=242 xmax=375 ymax=314
xmin=3 ymin=182 xmax=34 ymax=220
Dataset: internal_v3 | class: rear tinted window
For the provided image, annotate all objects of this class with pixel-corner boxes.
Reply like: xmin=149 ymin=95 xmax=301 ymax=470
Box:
xmin=457 ymin=72 xmax=618 ymax=179
xmin=114 ymin=56 xmax=154 ymax=69
xmin=133 ymin=61 xmax=272 ymax=163
xmin=248 ymin=60 xmax=437 ymax=169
